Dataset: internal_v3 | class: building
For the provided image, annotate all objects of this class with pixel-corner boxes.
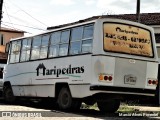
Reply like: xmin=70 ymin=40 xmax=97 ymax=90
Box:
xmin=0 ymin=27 xmax=25 ymax=60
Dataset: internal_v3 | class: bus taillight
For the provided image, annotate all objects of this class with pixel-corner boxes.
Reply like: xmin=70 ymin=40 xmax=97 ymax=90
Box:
xmin=104 ymin=76 xmax=108 ymax=80
xmin=148 ymin=80 xmax=152 ymax=85
xmin=109 ymin=76 xmax=113 ymax=81
xmin=147 ymin=79 xmax=158 ymax=86
xmin=156 ymin=80 xmax=158 ymax=85
xmin=99 ymin=74 xmax=113 ymax=82
xmin=99 ymin=75 xmax=103 ymax=81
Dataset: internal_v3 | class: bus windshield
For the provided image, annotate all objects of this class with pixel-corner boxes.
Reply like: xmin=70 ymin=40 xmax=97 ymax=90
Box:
xmin=103 ymin=23 xmax=153 ymax=58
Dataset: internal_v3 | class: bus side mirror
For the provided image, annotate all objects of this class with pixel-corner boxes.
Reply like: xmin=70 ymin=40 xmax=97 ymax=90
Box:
xmin=5 ymin=43 xmax=10 ymax=54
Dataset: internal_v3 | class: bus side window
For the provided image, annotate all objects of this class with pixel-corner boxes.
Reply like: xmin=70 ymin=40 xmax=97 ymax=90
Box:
xmin=82 ymin=25 xmax=93 ymax=53
xmin=83 ymin=25 xmax=93 ymax=39
xmin=59 ymin=44 xmax=68 ymax=56
xmin=20 ymin=38 xmax=31 ymax=62
xmin=70 ymin=26 xmax=83 ymax=55
xmin=49 ymin=32 xmax=60 ymax=57
xmin=82 ymin=39 xmax=92 ymax=53
xmin=69 ymin=24 xmax=93 ymax=55
xmin=49 ymin=45 xmax=59 ymax=57
xmin=40 ymin=34 xmax=50 ymax=59
xmin=9 ymin=40 xmax=21 ymax=63
xmin=70 ymin=41 xmax=81 ymax=55
xmin=31 ymin=36 xmax=41 ymax=60
xmin=59 ymin=30 xmax=70 ymax=56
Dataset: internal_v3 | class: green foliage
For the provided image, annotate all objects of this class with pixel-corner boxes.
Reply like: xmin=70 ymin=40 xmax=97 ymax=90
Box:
xmin=118 ymin=103 xmax=135 ymax=112
xmin=81 ymin=103 xmax=99 ymax=110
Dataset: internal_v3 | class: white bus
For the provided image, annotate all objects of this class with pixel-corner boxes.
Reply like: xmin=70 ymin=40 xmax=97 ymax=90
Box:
xmin=3 ymin=17 xmax=158 ymax=113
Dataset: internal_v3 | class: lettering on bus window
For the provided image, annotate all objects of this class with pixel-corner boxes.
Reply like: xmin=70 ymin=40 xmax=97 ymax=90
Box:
xmin=9 ymin=40 xmax=21 ymax=63
xmin=103 ymin=23 xmax=153 ymax=57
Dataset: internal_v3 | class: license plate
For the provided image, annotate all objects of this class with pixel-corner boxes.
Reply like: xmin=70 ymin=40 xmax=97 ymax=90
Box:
xmin=124 ymin=75 xmax=137 ymax=85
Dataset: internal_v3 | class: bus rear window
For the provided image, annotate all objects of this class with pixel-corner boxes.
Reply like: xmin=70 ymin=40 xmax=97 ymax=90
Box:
xmin=103 ymin=23 xmax=153 ymax=57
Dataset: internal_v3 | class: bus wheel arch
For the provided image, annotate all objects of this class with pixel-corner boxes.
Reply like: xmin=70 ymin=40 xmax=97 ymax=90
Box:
xmin=55 ymin=83 xmax=70 ymax=100
xmin=3 ymin=81 xmax=16 ymax=103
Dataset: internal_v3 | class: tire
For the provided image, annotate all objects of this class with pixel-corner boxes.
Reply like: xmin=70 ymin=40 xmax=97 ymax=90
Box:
xmin=3 ymin=86 xmax=16 ymax=103
xmin=97 ymin=99 xmax=120 ymax=113
xmin=57 ymin=87 xmax=73 ymax=110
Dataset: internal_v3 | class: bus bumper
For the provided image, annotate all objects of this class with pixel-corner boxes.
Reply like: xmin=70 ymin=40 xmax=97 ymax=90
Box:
xmin=90 ymin=85 xmax=156 ymax=97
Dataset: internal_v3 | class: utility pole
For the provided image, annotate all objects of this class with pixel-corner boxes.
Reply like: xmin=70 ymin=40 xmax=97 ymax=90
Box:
xmin=0 ymin=0 xmax=3 ymax=28
xmin=136 ymin=0 xmax=140 ymax=22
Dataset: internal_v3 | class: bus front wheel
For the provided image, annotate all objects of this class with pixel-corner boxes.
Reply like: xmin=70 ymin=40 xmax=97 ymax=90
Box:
xmin=3 ymin=86 xmax=16 ymax=103
xmin=97 ymin=99 xmax=120 ymax=113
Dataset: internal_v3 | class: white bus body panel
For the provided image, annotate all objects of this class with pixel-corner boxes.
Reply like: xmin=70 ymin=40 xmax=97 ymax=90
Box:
xmin=91 ymin=56 xmax=158 ymax=95
xmin=4 ymin=55 xmax=92 ymax=97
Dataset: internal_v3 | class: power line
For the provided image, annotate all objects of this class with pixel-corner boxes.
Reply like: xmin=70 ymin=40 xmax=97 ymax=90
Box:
xmin=0 ymin=0 xmax=3 ymax=27
xmin=6 ymin=0 xmax=48 ymax=27
xmin=1 ymin=23 xmax=32 ymax=34
xmin=8 ymin=14 xmax=46 ymax=30
xmin=3 ymin=2 xmax=15 ymax=29
xmin=2 ymin=21 xmax=47 ymax=31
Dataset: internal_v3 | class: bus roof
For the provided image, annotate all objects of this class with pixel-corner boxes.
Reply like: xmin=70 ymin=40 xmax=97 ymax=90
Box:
xmin=9 ymin=16 xmax=152 ymax=42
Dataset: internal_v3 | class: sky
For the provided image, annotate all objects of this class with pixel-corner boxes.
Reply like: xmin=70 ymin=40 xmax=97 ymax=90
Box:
xmin=2 ymin=0 xmax=160 ymax=36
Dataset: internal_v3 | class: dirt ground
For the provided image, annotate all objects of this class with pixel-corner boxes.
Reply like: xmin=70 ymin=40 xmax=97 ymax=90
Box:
xmin=0 ymin=100 xmax=159 ymax=120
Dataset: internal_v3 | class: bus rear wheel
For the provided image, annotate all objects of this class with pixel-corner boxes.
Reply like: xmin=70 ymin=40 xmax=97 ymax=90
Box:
xmin=3 ymin=86 xmax=16 ymax=103
xmin=57 ymin=87 xmax=81 ymax=111
xmin=97 ymin=99 xmax=120 ymax=113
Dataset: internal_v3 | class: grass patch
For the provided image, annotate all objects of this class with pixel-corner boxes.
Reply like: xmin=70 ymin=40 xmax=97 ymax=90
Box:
xmin=118 ymin=103 xmax=136 ymax=112
xmin=81 ymin=102 xmax=136 ymax=112
xmin=81 ymin=103 xmax=99 ymax=110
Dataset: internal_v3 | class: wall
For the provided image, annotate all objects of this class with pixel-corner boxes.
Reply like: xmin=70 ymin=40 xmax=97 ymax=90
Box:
xmin=0 ymin=29 xmax=24 ymax=60
xmin=0 ymin=31 xmax=24 ymax=44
